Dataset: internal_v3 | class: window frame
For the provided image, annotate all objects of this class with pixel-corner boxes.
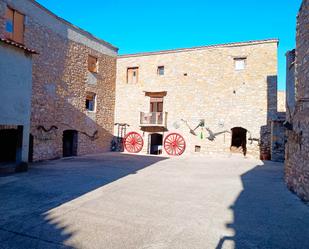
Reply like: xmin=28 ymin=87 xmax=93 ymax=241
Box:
xmin=5 ymin=6 xmax=25 ymax=44
xmin=85 ymin=92 xmax=97 ymax=112
xmin=127 ymin=67 xmax=139 ymax=84
xmin=157 ymin=66 xmax=165 ymax=76
xmin=88 ymin=55 xmax=99 ymax=73
xmin=234 ymin=57 xmax=247 ymax=71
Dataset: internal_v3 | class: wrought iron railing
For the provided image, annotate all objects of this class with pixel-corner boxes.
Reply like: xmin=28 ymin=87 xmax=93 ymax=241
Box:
xmin=140 ymin=112 xmax=167 ymax=126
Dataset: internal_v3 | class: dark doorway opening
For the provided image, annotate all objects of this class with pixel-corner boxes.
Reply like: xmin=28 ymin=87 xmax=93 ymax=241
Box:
xmin=63 ymin=130 xmax=78 ymax=157
xmin=149 ymin=133 xmax=163 ymax=155
xmin=231 ymin=127 xmax=247 ymax=156
xmin=0 ymin=129 xmax=18 ymax=163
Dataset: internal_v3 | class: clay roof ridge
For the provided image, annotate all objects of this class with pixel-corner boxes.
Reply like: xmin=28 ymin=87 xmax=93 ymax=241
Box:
xmin=0 ymin=38 xmax=38 ymax=54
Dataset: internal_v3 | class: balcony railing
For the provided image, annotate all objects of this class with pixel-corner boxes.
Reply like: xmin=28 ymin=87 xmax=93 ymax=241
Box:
xmin=140 ymin=112 xmax=167 ymax=127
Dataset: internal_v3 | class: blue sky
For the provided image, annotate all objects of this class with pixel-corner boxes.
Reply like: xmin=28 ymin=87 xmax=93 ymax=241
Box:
xmin=36 ymin=0 xmax=302 ymax=90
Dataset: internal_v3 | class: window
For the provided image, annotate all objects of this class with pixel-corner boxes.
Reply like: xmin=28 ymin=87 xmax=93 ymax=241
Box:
xmin=157 ymin=66 xmax=164 ymax=76
xmin=5 ymin=7 xmax=25 ymax=44
xmin=127 ymin=67 xmax=139 ymax=84
xmin=85 ymin=92 xmax=96 ymax=112
xmin=234 ymin=58 xmax=246 ymax=70
xmin=195 ymin=146 xmax=201 ymax=152
xmin=88 ymin=55 xmax=98 ymax=73
xmin=150 ymin=97 xmax=163 ymax=112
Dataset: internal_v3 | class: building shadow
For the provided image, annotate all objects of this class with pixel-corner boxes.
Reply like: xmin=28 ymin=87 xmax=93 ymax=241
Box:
xmin=0 ymin=153 xmax=168 ymax=248
xmin=216 ymin=160 xmax=309 ymax=249
xmin=0 ymin=2 xmax=142 ymax=247
xmin=259 ymin=75 xmax=280 ymax=160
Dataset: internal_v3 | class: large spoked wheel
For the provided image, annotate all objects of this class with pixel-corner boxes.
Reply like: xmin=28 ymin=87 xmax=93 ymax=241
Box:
xmin=123 ymin=132 xmax=144 ymax=153
xmin=164 ymin=133 xmax=186 ymax=156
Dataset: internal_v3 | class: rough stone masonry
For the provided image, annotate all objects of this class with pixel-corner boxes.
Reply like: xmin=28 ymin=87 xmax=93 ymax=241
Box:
xmin=0 ymin=0 xmax=118 ymax=161
xmin=115 ymin=40 xmax=279 ymax=158
xmin=285 ymin=0 xmax=309 ymax=202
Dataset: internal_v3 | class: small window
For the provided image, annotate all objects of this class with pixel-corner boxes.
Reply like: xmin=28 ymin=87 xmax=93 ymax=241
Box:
xmin=88 ymin=55 xmax=98 ymax=73
xmin=157 ymin=66 xmax=164 ymax=76
xmin=195 ymin=146 xmax=201 ymax=152
xmin=234 ymin=58 xmax=246 ymax=70
xmin=85 ymin=92 xmax=96 ymax=112
xmin=127 ymin=67 xmax=139 ymax=84
xmin=5 ymin=7 xmax=24 ymax=44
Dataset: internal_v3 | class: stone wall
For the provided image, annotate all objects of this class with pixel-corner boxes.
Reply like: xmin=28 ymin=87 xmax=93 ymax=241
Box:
xmin=0 ymin=0 xmax=117 ymax=161
xmin=271 ymin=120 xmax=285 ymax=162
xmin=115 ymin=40 xmax=278 ymax=158
xmin=278 ymin=91 xmax=286 ymax=113
xmin=286 ymin=50 xmax=296 ymax=122
xmin=270 ymin=91 xmax=286 ymax=163
xmin=285 ymin=0 xmax=309 ymax=201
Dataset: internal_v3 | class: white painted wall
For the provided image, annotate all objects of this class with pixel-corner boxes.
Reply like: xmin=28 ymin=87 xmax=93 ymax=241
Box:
xmin=0 ymin=43 xmax=33 ymax=162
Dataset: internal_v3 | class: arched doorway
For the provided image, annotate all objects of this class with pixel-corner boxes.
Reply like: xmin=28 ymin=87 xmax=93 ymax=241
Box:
xmin=231 ymin=127 xmax=247 ymax=156
xmin=149 ymin=133 xmax=163 ymax=155
xmin=63 ymin=130 xmax=78 ymax=157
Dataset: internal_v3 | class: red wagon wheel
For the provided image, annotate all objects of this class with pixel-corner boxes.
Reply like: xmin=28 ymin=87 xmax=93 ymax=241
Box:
xmin=123 ymin=132 xmax=144 ymax=153
xmin=164 ymin=133 xmax=186 ymax=156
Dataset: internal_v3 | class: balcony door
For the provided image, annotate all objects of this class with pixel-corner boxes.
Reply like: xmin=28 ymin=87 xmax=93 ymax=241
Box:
xmin=150 ymin=97 xmax=163 ymax=112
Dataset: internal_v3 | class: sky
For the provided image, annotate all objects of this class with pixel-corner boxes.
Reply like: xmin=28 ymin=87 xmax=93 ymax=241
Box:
xmin=36 ymin=0 xmax=302 ymax=90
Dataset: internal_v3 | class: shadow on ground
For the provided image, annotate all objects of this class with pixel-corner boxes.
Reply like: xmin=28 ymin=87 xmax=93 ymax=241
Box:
xmin=0 ymin=153 xmax=167 ymax=248
xmin=216 ymin=160 xmax=309 ymax=249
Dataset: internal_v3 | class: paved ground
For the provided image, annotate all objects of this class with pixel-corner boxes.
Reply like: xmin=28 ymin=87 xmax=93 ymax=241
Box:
xmin=0 ymin=153 xmax=309 ymax=249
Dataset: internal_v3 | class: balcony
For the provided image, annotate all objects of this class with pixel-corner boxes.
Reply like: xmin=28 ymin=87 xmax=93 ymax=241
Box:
xmin=140 ymin=112 xmax=167 ymax=127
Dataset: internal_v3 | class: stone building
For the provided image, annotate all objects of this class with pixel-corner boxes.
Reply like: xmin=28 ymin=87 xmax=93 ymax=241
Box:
xmin=285 ymin=49 xmax=296 ymax=121
xmin=285 ymin=0 xmax=309 ymax=201
xmin=277 ymin=91 xmax=286 ymax=113
xmin=269 ymin=90 xmax=286 ymax=163
xmin=0 ymin=38 xmax=36 ymax=168
xmin=115 ymin=39 xmax=279 ymax=158
xmin=0 ymin=0 xmax=118 ymax=161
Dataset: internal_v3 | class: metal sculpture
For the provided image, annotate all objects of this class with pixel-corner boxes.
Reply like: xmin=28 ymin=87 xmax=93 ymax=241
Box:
xmin=181 ymin=119 xmax=205 ymax=136
xmin=205 ymin=128 xmax=230 ymax=141
xmin=123 ymin=132 xmax=144 ymax=153
xmin=164 ymin=133 xmax=186 ymax=156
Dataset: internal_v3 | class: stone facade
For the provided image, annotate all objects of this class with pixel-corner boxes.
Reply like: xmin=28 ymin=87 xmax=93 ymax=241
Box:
xmin=115 ymin=40 xmax=278 ymax=158
xmin=0 ymin=0 xmax=118 ymax=161
xmin=270 ymin=119 xmax=286 ymax=162
xmin=277 ymin=91 xmax=286 ymax=113
xmin=285 ymin=50 xmax=296 ymax=122
xmin=285 ymin=0 xmax=309 ymax=201
xmin=269 ymin=91 xmax=286 ymax=162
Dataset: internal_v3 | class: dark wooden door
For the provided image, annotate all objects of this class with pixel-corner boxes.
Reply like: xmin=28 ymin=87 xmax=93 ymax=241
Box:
xmin=63 ymin=130 xmax=78 ymax=157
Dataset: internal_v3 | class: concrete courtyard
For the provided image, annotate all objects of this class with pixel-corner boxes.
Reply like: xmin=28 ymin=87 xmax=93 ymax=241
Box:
xmin=0 ymin=153 xmax=309 ymax=249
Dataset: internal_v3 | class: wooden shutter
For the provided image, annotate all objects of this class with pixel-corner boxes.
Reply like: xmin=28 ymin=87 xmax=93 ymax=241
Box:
xmin=127 ymin=68 xmax=139 ymax=84
xmin=5 ymin=7 xmax=14 ymax=40
xmin=127 ymin=68 xmax=133 ymax=83
xmin=88 ymin=55 xmax=97 ymax=72
xmin=157 ymin=102 xmax=163 ymax=112
xmin=13 ymin=11 xmax=24 ymax=44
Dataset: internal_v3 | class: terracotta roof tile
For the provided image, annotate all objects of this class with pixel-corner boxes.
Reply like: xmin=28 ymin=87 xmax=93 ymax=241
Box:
xmin=0 ymin=38 xmax=38 ymax=54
